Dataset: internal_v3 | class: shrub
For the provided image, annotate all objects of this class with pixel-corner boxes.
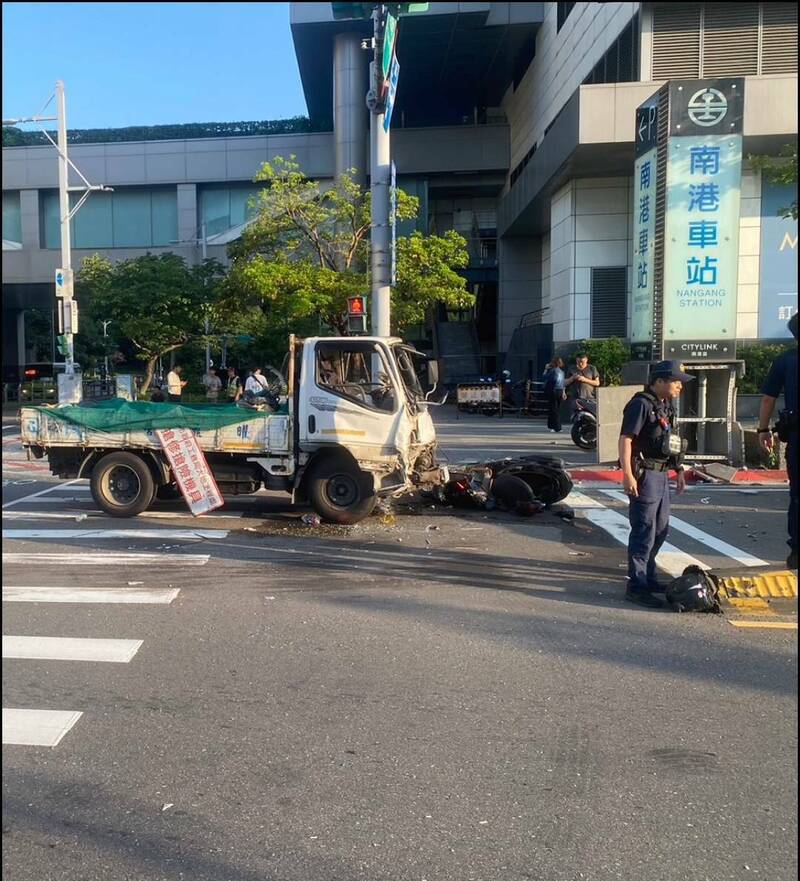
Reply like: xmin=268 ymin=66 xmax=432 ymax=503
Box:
xmin=737 ymin=342 xmax=795 ymax=394
xmin=570 ymin=338 xmax=632 ymax=387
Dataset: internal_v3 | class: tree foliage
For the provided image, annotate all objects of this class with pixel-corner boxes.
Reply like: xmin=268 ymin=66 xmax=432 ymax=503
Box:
xmin=224 ymin=156 xmax=472 ymax=338
xmin=76 ymin=253 xmax=231 ymax=392
xmin=571 ymin=338 xmax=632 ymax=387
xmin=749 ymin=144 xmax=798 ymax=220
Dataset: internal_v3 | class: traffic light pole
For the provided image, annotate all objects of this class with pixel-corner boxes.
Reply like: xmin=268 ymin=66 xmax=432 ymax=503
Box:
xmin=368 ymin=7 xmax=392 ymax=338
xmin=55 ymin=81 xmax=75 ymax=376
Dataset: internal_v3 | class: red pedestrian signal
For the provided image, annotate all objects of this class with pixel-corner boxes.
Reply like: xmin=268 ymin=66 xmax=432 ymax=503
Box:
xmin=347 ymin=296 xmax=366 ymax=316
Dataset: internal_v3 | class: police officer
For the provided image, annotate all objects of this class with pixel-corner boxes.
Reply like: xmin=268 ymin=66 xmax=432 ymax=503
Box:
xmin=758 ymin=312 xmax=798 ymax=570
xmin=618 ymin=361 xmax=694 ymax=607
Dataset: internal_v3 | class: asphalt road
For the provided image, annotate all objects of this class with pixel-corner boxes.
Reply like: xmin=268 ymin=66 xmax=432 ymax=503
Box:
xmin=3 ymin=413 xmax=797 ymax=881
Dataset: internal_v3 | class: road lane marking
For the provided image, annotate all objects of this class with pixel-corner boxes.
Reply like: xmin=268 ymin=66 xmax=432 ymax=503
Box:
xmin=2 ymin=708 xmax=83 ymax=747
xmin=3 ymin=636 xmax=143 ymax=663
xmin=3 ymin=586 xmax=180 ymax=604
xmin=3 ymin=528 xmax=229 ymax=540
xmin=728 ymin=620 xmax=798 ymax=630
xmin=3 ymin=552 xmax=209 ymax=566
xmin=566 ymin=491 xmax=708 ymax=578
xmin=2 ymin=479 xmax=82 ymax=509
xmin=601 ymin=490 xmax=770 ymax=567
xmin=2 ymin=509 xmax=242 ymax=520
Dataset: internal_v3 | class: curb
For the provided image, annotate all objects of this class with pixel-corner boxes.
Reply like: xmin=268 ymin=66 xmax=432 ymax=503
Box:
xmin=568 ymin=467 xmax=789 ymax=485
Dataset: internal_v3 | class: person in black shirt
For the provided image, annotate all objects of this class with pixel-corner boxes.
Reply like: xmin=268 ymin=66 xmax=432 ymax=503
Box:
xmin=618 ymin=361 xmax=694 ymax=608
xmin=758 ymin=312 xmax=798 ymax=569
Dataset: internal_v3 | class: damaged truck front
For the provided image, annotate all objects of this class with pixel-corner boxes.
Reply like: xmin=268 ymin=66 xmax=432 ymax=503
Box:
xmin=20 ymin=335 xmax=449 ymax=525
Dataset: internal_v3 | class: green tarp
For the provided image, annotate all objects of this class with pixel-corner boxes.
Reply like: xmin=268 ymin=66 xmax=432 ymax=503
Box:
xmin=31 ymin=398 xmax=283 ymax=433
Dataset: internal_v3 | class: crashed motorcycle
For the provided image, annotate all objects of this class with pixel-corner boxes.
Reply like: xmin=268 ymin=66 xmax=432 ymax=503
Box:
xmin=570 ymin=398 xmax=597 ymax=450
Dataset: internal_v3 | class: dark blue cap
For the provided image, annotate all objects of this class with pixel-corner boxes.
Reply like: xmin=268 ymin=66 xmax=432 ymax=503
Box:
xmin=649 ymin=360 xmax=694 ymax=382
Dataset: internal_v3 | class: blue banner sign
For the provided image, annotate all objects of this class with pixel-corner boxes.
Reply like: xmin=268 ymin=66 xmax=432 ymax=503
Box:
xmin=758 ymin=180 xmax=798 ymax=338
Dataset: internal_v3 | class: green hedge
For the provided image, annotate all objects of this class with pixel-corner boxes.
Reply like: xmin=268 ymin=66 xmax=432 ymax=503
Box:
xmin=2 ymin=117 xmax=327 ymax=148
xmin=737 ymin=342 xmax=795 ymax=394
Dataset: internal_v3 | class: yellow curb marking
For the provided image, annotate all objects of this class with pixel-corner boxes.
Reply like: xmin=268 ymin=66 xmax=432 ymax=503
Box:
xmin=728 ymin=620 xmax=798 ymax=630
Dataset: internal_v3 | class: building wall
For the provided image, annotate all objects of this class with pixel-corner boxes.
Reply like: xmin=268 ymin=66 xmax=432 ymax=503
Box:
xmin=503 ymin=1 xmax=639 ymax=175
xmin=548 ymin=176 xmax=632 ymax=344
xmin=497 ymin=236 xmax=542 ymax=350
xmin=737 ymin=167 xmax=762 ymax=339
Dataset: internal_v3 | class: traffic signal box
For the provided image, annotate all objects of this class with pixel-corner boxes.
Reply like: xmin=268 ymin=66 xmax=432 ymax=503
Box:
xmin=347 ymin=296 xmax=368 ymax=334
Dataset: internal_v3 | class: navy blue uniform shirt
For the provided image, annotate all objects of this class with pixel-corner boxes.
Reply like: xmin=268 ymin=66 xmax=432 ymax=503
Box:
xmin=761 ymin=348 xmax=798 ymax=412
xmin=620 ymin=392 xmax=670 ymax=438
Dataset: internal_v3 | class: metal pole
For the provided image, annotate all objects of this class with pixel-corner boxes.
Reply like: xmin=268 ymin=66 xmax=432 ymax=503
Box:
xmin=102 ymin=320 xmax=112 ymax=380
xmin=55 ymin=80 xmax=75 ymax=376
xmin=369 ymin=8 xmax=392 ymax=338
xmin=697 ymin=370 xmax=707 ymax=454
xmin=201 ymin=223 xmax=210 ymax=373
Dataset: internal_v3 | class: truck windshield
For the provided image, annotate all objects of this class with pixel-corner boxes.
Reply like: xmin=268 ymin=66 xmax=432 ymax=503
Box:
xmin=392 ymin=345 xmax=430 ymax=400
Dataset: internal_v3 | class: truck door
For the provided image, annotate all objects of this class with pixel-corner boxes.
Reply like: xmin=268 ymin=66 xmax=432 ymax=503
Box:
xmin=299 ymin=339 xmax=404 ymax=465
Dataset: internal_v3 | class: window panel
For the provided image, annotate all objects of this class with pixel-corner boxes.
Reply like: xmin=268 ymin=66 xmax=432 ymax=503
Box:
xmin=200 ymin=188 xmax=231 ymax=237
xmin=72 ymin=191 xmax=113 ymax=249
xmin=41 ymin=191 xmax=61 ymax=249
xmin=2 ymin=190 xmax=22 ymax=247
xmin=151 ymin=188 xmax=178 ymax=246
xmin=229 ymin=187 xmax=260 ymax=228
xmin=112 ymin=189 xmax=152 ymax=247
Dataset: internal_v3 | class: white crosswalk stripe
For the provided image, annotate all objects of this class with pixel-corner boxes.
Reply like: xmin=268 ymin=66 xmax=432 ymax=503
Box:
xmin=3 ymin=586 xmax=180 ymax=604
xmin=2 ymin=480 xmax=215 ymax=747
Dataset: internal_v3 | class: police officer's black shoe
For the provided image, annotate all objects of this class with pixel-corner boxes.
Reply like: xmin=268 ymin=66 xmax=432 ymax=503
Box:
xmin=625 ymin=585 xmax=665 ymax=608
xmin=787 ymin=549 xmax=798 ymax=571
xmin=647 ymin=581 xmax=668 ymax=594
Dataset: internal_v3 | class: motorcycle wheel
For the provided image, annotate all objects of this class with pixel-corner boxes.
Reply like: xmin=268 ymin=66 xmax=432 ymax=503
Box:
xmin=571 ymin=419 xmax=597 ymax=450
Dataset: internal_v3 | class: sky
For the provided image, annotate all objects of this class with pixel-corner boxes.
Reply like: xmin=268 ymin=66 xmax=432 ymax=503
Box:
xmin=2 ymin=2 xmax=308 ymax=130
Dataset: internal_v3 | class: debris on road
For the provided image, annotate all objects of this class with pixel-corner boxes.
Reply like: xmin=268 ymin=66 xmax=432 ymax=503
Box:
xmin=301 ymin=513 xmax=322 ymax=527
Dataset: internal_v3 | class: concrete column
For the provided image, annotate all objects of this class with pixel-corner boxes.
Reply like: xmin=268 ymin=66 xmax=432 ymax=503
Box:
xmin=177 ymin=184 xmax=198 ymax=254
xmin=497 ymin=236 xmax=542 ymax=352
xmin=17 ymin=310 xmax=26 ymax=370
xmin=19 ymin=190 xmax=41 ymax=249
xmin=333 ymin=32 xmax=368 ymax=189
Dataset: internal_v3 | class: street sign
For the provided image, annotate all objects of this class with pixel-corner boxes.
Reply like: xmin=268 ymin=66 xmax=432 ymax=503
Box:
xmin=383 ymin=55 xmax=400 ymax=133
xmin=381 ymin=10 xmax=398 ymax=89
xmin=55 ymin=267 xmax=74 ymax=299
xmin=59 ymin=299 xmax=79 ymax=334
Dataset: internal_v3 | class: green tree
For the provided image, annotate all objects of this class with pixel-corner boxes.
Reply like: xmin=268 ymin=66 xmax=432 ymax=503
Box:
xmin=749 ymin=144 xmax=798 ymax=220
xmin=76 ymin=253 xmax=232 ymax=392
xmin=224 ymin=155 xmax=472 ymax=338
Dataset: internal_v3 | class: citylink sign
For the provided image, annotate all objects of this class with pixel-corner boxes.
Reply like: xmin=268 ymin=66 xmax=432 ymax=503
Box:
xmin=663 ymin=78 xmax=744 ymax=362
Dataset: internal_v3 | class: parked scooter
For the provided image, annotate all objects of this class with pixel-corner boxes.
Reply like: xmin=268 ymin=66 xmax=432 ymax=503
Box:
xmin=570 ymin=398 xmax=597 ymax=450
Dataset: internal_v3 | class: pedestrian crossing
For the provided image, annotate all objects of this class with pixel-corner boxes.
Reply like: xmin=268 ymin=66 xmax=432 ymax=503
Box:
xmin=2 ymin=474 xmax=226 ymax=748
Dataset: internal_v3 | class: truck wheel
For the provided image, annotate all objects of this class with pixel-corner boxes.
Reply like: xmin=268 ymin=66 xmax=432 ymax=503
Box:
xmin=90 ymin=451 xmax=155 ymax=518
xmin=306 ymin=455 xmax=376 ymax=525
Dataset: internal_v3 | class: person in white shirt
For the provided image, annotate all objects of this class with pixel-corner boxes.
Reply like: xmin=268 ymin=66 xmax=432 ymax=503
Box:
xmin=244 ymin=367 xmax=269 ymax=396
xmin=166 ymin=365 xmax=187 ymax=402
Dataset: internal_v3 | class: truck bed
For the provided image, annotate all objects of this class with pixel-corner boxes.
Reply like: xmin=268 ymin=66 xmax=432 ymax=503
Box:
xmin=20 ymin=407 xmax=291 ymax=456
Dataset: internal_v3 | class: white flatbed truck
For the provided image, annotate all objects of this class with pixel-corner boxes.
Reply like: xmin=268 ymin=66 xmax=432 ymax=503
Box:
xmin=20 ymin=335 xmax=449 ymax=524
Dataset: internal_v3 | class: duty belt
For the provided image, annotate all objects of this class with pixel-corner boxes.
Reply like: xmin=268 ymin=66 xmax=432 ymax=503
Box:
xmin=640 ymin=459 xmax=671 ymax=472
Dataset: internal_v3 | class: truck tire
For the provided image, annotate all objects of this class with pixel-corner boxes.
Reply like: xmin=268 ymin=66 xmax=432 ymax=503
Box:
xmin=90 ymin=451 xmax=155 ymax=518
xmin=305 ymin=454 xmax=376 ymax=525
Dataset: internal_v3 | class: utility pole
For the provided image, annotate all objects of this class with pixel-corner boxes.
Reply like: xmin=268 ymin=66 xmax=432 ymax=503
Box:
xmin=200 ymin=223 xmax=211 ymax=374
xmin=4 ymin=81 xmax=112 ymax=402
xmin=101 ymin=319 xmax=113 ymax=380
xmin=55 ymin=81 xmax=75 ymax=377
xmin=368 ymin=5 xmax=392 ymax=338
